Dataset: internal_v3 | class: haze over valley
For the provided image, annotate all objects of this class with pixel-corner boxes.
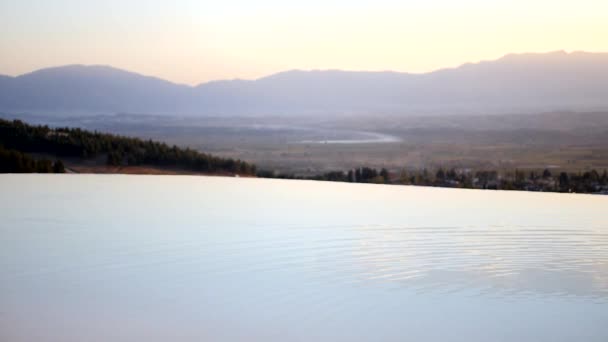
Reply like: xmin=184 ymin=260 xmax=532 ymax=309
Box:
xmin=2 ymin=50 xmax=608 ymax=176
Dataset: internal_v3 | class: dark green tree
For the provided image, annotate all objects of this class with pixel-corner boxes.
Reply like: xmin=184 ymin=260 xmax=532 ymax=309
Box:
xmin=380 ymin=168 xmax=390 ymax=183
xmin=53 ymin=160 xmax=66 ymax=173
xmin=559 ymin=172 xmax=570 ymax=191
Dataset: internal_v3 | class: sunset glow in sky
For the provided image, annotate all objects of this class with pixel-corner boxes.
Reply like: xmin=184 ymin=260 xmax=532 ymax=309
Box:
xmin=1 ymin=0 xmax=607 ymax=84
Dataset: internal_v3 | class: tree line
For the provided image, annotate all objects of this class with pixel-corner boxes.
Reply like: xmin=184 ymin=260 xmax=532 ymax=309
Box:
xmin=256 ymin=167 xmax=390 ymax=184
xmin=0 ymin=145 xmax=65 ymax=173
xmin=0 ymin=119 xmax=256 ymax=175
xmin=258 ymin=166 xmax=608 ymax=194
xmin=398 ymin=167 xmax=608 ymax=193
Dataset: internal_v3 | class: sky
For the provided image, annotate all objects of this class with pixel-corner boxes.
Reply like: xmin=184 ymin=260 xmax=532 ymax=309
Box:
xmin=1 ymin=0 xmax=607 ymax=85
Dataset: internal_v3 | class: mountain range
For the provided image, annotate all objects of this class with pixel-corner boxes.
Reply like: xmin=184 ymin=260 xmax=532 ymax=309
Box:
xmin=1 ymin=51 xmax=607 ymax=116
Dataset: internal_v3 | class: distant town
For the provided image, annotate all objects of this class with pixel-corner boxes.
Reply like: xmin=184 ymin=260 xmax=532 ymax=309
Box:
xmin=279 ymin=166 xmax=608 ymax=195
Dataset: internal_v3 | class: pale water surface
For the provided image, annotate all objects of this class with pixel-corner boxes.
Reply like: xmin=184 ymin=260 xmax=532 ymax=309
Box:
xmin=0 ymin=175 xmax=607 ymax=341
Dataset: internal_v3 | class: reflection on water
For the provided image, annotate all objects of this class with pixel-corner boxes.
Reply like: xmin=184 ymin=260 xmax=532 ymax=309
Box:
xmin=0 ymin=175 xmax=607 ymax=341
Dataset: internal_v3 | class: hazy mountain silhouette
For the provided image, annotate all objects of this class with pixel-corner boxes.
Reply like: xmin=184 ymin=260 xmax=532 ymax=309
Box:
xmin=1 ymin=51 xmax=607 ymax=116
xmin=0 ymin=65 xmax=192 ymax=114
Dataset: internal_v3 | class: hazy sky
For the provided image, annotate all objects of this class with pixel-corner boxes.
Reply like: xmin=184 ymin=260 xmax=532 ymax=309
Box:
xmin=1 ymin=0 xmax=607 ymax=84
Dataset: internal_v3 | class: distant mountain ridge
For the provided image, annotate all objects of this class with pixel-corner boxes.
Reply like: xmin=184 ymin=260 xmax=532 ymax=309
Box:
xmin=1 ymin=51 xmax=608 ymax=116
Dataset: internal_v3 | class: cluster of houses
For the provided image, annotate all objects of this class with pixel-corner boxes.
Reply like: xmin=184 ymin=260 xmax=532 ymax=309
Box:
xmin=399 ymin=167 xmax=608 ymax=194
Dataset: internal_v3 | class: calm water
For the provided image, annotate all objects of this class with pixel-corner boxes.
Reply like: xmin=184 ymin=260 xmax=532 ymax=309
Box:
xmin=1 ymin=175 xmax=607 ymax=341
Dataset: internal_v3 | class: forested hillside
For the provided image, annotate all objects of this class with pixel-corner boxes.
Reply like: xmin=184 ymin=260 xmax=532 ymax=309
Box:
xmin=0 ymin=119 xmax=256 ymax=175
